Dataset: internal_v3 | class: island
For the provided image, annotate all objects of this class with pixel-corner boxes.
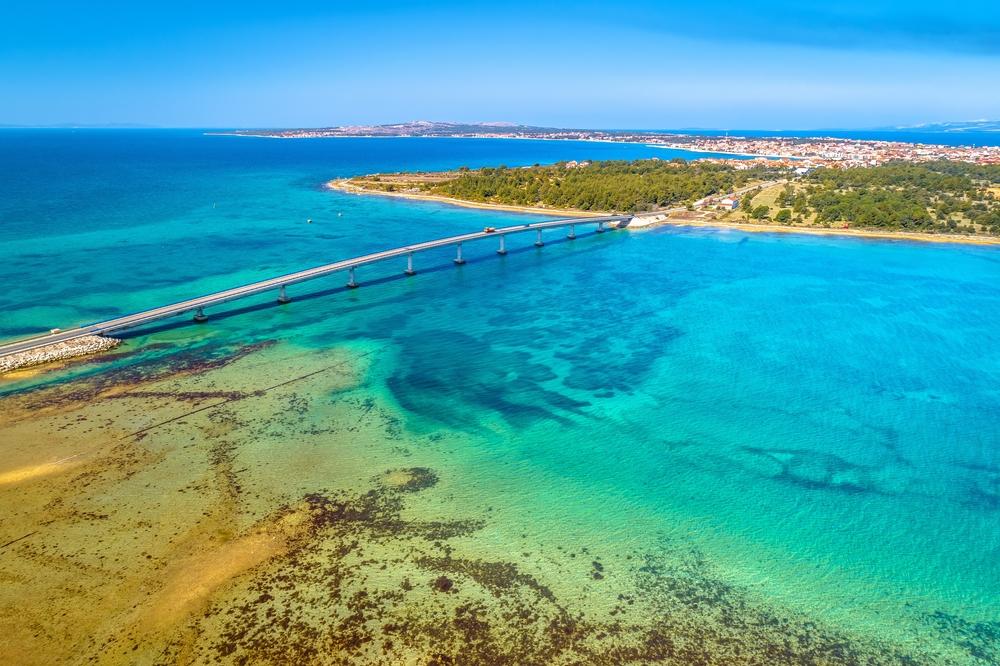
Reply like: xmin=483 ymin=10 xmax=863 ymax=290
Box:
xmin=214 ymin=120 xmax=1000 ymax=167
xmin=331 ymin=159 xmax=1000 ymax=244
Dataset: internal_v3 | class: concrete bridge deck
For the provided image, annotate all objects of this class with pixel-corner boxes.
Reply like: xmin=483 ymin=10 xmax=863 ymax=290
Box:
xmin=0 ymin=215 xmax=629 ymax=358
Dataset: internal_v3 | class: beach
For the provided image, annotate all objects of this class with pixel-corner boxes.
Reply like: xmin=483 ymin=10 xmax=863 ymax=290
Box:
xmin=329 ymin=178 xmax=609 ymax=218
xmin=332 ymin=177 xmax=1000 ymax=247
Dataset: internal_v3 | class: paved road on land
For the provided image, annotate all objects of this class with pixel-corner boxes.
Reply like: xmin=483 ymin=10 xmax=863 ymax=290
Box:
xmin=0 ymin=215 xmax=629 ymax=358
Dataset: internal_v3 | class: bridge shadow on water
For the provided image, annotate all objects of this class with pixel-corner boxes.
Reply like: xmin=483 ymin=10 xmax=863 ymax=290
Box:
xmin=117 ymin=230 xmax=616 ymax=341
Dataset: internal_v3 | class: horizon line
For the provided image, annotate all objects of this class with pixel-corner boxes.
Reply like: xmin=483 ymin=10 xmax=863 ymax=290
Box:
xmin=2 ymin=120 xmax=998 ymax=134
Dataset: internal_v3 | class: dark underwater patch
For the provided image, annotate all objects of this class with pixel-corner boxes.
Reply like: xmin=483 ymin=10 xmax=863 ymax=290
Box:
xmin=955 ymin=462 xmax=1000 ymax=511
xmin=378 ymin=467 xmax=439 ymax=493
xmin=556 ymin=327 xmax=682 ymax=394
xmin=741 ymin=446 xmax=892 ymax=496
xmin=927 ymin=611 xmax=1000 ymax=664
xmin=416 ymin=555 xmax=556 ymax=602
xmin=385 ymin=330 xmax=588 ymax=430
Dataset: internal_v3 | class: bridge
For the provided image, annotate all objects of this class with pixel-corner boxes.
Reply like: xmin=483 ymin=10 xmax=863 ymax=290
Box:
xmin=0 ymin=215 xmax=630 ymax=359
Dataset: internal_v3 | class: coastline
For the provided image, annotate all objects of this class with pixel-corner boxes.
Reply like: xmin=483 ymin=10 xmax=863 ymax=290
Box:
xmin=331 ymin=179 xmax=1000 ymax=247
xmin=206 ymin=130 xmax=999 ymax=165
xmin=210 ymin=132 xmax=772 ymax=160
xmin=648 ymin=144 xmax=796 ymax=159
xmin=213 ymin=132 xmax=691 ymax=151
xmin=657 ymin=218 xmax=1000 ymax=246
xmin=328 ymin=179 xmax=609 ymax=218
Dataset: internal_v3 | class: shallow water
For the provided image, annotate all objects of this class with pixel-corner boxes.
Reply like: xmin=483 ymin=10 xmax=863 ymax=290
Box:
xmin=1 ymin=132 xmax=999 ymax=664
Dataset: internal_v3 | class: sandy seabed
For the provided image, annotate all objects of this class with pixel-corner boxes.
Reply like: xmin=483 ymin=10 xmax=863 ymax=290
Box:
xmin=0 ymin=336 xmax=976 ymax=665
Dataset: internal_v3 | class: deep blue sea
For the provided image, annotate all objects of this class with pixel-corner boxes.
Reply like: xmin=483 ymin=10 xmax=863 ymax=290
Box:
xmin=650 ymin=128 xmax=1000 ymax=147
xmin=1 ymin=130 xmax=998 ymax=664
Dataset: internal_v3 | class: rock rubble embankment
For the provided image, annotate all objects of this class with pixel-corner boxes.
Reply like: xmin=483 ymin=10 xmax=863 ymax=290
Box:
xmin=0 ymin=335 xmax=120 ymax=374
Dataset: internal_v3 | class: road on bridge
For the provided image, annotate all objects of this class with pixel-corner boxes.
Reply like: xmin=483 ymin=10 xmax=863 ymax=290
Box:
xmin=0 ymin=215 xmax=629 ymax=359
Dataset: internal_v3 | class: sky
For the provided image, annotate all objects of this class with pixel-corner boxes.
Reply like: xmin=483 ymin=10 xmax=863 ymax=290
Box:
xmin=1 ymin=0 xmax=998 ymax=130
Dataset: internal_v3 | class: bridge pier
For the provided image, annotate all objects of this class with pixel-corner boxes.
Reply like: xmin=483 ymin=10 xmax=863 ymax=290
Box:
xmin=0 ymin=215 xmax=638 ymax=362
xmin=405 ymin=252 xmax=416 ymax=276
xmin=534 ymin=229 xmax=544 ymax=247
xmin=597 ymin=221 xmax=605 ymax=233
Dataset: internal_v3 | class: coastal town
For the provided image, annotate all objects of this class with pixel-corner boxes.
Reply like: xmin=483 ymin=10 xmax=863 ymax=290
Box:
xmin=660 ymin=134 xmax=1000 ymax=167
xmin=220 ymin=120 xmax=1000 ymax=168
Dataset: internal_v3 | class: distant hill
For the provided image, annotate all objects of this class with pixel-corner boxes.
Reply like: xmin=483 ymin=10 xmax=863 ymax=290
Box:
xmin=237 ymin=120 xmax=571 ymax=137
xmin=214 ymin=122 xmax=1000 ymax=161
xmin=890 ymin=120 xmax=1000 ymax=133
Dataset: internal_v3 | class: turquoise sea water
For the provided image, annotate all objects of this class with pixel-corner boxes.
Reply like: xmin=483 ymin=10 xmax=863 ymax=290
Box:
xmin=2 ymin=130 xmax=999 ymax=662
xmin=0 ymin=130 xmax=727 ymax=339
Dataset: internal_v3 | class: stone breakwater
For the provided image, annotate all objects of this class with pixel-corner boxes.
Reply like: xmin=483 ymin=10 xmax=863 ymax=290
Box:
xmin=0 ymin=335 xmax=120 ymax=374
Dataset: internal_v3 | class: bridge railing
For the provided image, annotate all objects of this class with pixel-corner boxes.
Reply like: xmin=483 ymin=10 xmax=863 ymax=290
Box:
xmin=0 ymin=215 xmax=630 ymax=358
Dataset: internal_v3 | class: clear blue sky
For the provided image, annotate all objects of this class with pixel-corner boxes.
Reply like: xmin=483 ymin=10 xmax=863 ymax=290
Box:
xmin=2 ymin=1 xmax=998 ymax=129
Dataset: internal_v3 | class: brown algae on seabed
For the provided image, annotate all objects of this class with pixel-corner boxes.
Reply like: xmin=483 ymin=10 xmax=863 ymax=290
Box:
xmin=0 ymin=339 xmax=985 ymax=664
xmin=0 ymin=339 xmax=369 ymax=663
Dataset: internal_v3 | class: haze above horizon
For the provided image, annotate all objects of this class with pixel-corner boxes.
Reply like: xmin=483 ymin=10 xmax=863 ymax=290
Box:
xmin=2 ymin=1 xmax=998 ymax=129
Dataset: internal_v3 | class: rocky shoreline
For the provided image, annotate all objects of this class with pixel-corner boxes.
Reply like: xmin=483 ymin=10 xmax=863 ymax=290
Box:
xmin=0 ymin=335 xmax=121 ymax=375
